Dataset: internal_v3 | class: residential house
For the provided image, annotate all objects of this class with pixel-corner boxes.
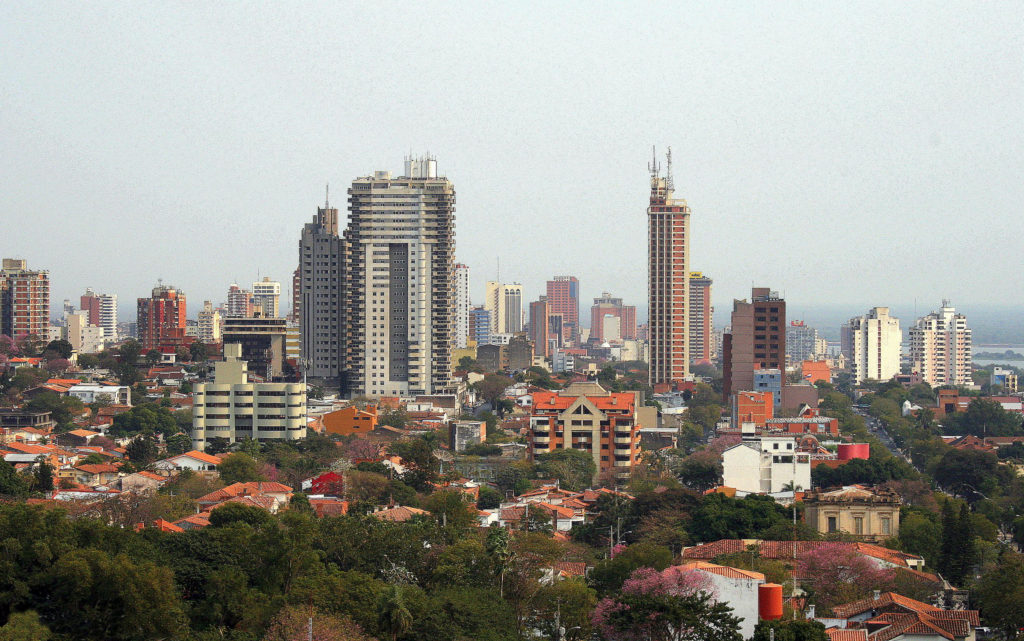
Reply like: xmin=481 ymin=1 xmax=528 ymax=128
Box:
xmin=154 ymin=450 xmax=222 ymax=473
xmin=827 ymin=592 xmax=980 ymax=641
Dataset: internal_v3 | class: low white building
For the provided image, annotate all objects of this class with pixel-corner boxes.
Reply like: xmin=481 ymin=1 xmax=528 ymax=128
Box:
xmin=67 ymin=384 xmax=131 ymax=405
xmin=154 ymin=450 xmax=223 ymax=473
xmin=722 ymin=435 xmax=811 ymax=494
xmin=677 ymin=562 xmax=765 ymax=639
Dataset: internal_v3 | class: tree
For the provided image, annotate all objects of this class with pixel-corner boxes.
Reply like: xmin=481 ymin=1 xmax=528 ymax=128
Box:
xmin=188 ymin=341 xmax=208 ymax=362
xmin=165 ymin=432 xmax=192 ymax=456
xmin=796 ymin=542 xmax=896 ymax=615
xmin=145 ymin=348 xmax=162 ymax=365
xmin=592 ymin=566 xmax=741 ymax=641
xmin=476 ymin=374 xmax=513 ymax=408
xmin=43 ymin=339 xmax=73 ymax=360
xmin=0 ymin=459 xmax=29 ymax=497
xmin=975 ymin=550 xmax=1024 ymax=639
xmin=673 ymin=449 xmax=722 ymax=492
xmin=33 ymin=457 xmax=53 ymax=492
xmin=536 ymin=449 xmax=596 ymax=491
xmin=0 ymin=610 xmax=52 ymax=641
xmin=933 ymin=449 xmax=1000 ymax=500
xmin=218 ymin=452 xmax=265 ymax=484
xmin=477 ymin=485 xmax=501 ymax=510
xmin=531 ymin=579 xmax=597 ymax=641
xmin=424 ymin=489 xmax=477 ymax=536
xmin=125 ymin=435 xmax=159 ymax=466
xmin=751 ymin=619 xmax=828 ymax=641
xmin=264 ymin=606 xmax=373 ymax=641
xmin=379 ymin=407 xmax=410 ymax=429
xmin=590 ymin=542 xmax=674 ymax=596
xmin=208 ymin=502 xmax=275 ymax=528
xmin=377 ymin=585 xmax=412 ymax=641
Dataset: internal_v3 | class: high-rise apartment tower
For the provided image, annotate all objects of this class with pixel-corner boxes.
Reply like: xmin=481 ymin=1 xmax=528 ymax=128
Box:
xmin=842 ymin=307 xmax=901 ymax=384
xmin=546 ymin=276 xmax=579 ymax=344
xmin=137 ymin=284 xmax=188 ymax=352
xmin=647 ymin=148 xmax=691 ymax=387
xmin=723 ymin=287 xmax=786 ymax=400
xmin=0 ymin=259 xmax=50 ymax=340
xmin=80 ymin=288 xmax=117 ymax=341
xmin=454 ymin=263 xmax=470 ymax=349
xmin=909 ymin=301 xmax=972 ymax=387
xmin=342 ymin=156 xmax=456 ymax=397
xmin=688 ymin=273 xmax=712 ymax=363
xmin=298 ymin=194 xmax=344 ymax=381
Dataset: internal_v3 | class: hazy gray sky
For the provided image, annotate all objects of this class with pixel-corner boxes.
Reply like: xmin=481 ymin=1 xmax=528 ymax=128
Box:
xmin=3 ymin=3 xmax=1022 ymax=325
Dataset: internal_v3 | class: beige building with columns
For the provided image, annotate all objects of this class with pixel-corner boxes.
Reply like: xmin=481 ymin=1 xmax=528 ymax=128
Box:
xmin=803 ymin=485 xmax=901 ymax=542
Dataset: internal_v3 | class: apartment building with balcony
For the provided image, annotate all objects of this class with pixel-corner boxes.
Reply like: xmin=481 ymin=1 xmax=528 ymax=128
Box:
xmin=191 ymin=344 xmax=306 ymax=450
xmin=909 ymin=301 xmax=972 ymax=387
xmin=0 ymin=259 xmax=50 ymax=339
xmin=528 ymin=381 xmax=641 ymax=480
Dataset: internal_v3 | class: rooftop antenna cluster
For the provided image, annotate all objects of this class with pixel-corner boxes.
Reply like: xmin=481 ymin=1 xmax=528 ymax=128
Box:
xmin=665 ymin=146 xmax=674 ymax=191
xmin=648 ymin=145 xmax=660 ymax=179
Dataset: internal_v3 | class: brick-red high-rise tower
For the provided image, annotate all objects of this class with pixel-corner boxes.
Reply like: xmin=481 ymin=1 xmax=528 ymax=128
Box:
xmin=137 ymin=284 xmax=188 ymax=352
xmin=647 ymin=148 xmax=690 ymax=388
xmin=545 ymin=276 xmax=579 ymax=344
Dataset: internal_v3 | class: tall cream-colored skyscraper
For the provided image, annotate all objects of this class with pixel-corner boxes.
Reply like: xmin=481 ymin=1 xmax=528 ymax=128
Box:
xmin=197 ymin=300 xmax=222 ymax=344
xmin=909 ymin=301 xmax=972 ymax=387
xmin=843 ymin=307 xmax=901 ymax=384
xmin=647 ymin=148 xmax=690 ymax=387
xmin=343 ymin=156 xmax=456 ymax=397
xmin=485 ymin=281 xmax=523 ymax=334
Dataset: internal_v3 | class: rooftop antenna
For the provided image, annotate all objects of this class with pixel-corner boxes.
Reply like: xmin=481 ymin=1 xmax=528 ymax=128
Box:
xmin=648 ymin=145 xmax=660 ymax=179
xmin=665 ymin=146 xmax=674 ymax=191
xmin=325 ymin=183 xmax=330 ymax=209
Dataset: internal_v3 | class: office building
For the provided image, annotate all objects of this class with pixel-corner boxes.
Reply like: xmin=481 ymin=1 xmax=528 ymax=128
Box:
xmin=454 ymin=263 xmax=470 ymax=348
xmin=342 ymin=156 xmax=456 ymax=397
xmin=137 ymin=284 xmax=189 ymax=352
xmin=80 ymin=288 xmax=117 ymax=341
xmin=528 ymin=297 xmax=550 ymax=357
xmin=688 ymin=272 xmax=713 ymax=363
xmin=223 ymin=315 xmax=288 ymax=379
xmin=252 ymin=277 xmax=281 ymax=318
xmin=647 ymin=148 xmax=691 ymax=387
xmin=589 ymin=292 xmax=636 ymax=342
xmin=842 ymin=307 xmax=902 ymax=384
xmin=298 ymin=194 xmax=344 ymax=381
xmin=0 ymin=259 xmax=50 ymax=339
xmin=191 ymin=343 xmax=306 ymax=450
xmin=197 ymin=301 xmax=222 ymax=344
xmin=546 ymin=276 xmax=579 ymax=344
xmin=723 ymin=288 xmax=786 ymax=400
xmin=469 ymin=306 xmax=491 ymax=346
xmin=529 ymin=382 xmax=641 ymax=480
xmin=485 ymin=281 xmax=523 ymax=334
xmin=909 ymin=301 xmax=972 ymax=387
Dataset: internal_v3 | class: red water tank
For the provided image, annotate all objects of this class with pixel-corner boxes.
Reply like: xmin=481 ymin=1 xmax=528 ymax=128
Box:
xmin=758 ymin=583 xmax=783 ymax=621
xmin=838 ymin=443 xmax=870 ymax=460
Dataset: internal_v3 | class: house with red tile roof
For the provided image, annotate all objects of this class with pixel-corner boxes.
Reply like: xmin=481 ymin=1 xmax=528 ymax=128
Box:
xmin=154 ymin=450 xmax=222 ymax=473
xmin=370 ymin=505 xmax=429 ymax=522
xmin=196 ymin=481 xmax=293 ymax=512
xmin=674 ymin=562 xmax=766 ymax=638
xmin=121 ymin=470 xmax=169 ymax=494
xmin=826 ymin=592 xmax=980 ymax=641
xmin=73 ymin=463 xmax=121 ymax=486
xmin=308 ymin=497 xmax=349 ymax=518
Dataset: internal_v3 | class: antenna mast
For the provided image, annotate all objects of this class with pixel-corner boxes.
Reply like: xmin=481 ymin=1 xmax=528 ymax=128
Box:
xmin=325 ymin=183 xmax=330 ymax=209
xmin=648 ymin=145 xmax=660 ymax=179
xmin=665 ymin=146 xmax=674 ymax=191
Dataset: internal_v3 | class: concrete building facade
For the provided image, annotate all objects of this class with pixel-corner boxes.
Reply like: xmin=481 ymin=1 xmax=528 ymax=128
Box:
xmin=454 ymin=263 xmax=470 ymax=349
xmin=722 ymin=435 xmax=811 ymax=494
xmin=251 ymin=277 xmax=281 ymax=318
xmin=223 ymin=315 xmax=288 ymax=379
xmin=723 ymin=288 xmax=786 ymax=401
xmin=298 ymin=197 xmax=345 ymax=382
xmin=647 ymin=150 xmax=691 ymax=387
xmin=343 ymin=157 xmax=456 ymax=397
xmin=137 ymin=284 xmax=189 ymax=352
xmin=529 ymin=382 xmax=641 ymax=480
xmin=80 ymin=288 xmax=117 ymax=341
xmin=546 ymin=276 xmax=579 ymax=344
xmin=843 ymin=307 xmax=902 ymax=384
xmin=197 ymin=301 xmax=222 ymax=344
xmin=529 ymin=298 xmax=550 ymax=358
xmin=0 ymin=259 xmax=50 ymax=340
xmin=485 ymin=281 xmax=523 ymax=334
xmin=688 ymin=272 xmax=713 ymax=363
xmin=590 ymin=292 xmax=637 ymax=342
xmin=909 ymin=301 xmax=972 ymax=387
xmin=803 ymin=486 xmax=901 ymax=542
xmin=191 ymin=344 xmax=306 ymax=450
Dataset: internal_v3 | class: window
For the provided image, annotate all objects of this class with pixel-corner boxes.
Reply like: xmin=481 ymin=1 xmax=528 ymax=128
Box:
xmin=881 ymin=517 xmax=891 ymax=535
xmin=827 ymin=517 xmax=837 ymax=533
xmin=854 ymin=517 xmax=864 ymax=535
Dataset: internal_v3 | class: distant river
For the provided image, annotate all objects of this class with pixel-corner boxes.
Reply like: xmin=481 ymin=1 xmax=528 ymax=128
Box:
xmin=973 ymin=344 xmax=1024 ymax=367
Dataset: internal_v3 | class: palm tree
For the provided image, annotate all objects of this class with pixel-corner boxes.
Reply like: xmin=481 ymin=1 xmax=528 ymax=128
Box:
xmin=377 ymin=586 xmax=412 ymax=641
xmin=781 ymin=481 xmax=803 ymax=492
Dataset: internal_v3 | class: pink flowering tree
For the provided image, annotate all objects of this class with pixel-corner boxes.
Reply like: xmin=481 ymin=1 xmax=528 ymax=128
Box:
xmin=263 ymin=605 xmax=373 ymax=641
xmin=796 ymin=543 xmax=897 ymax=615
xmin=593 ymin=566 xmax=741 ymax=641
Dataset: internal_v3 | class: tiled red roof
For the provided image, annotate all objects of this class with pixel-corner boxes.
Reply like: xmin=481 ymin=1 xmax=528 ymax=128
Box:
xmin=555 ymin=561 xmax=587 ymax=577
xmin=826 ymin=629 xmax=868 ymax=641
xmin=677 ymin=561 xmax=765 ymax=581
xmin=372 ymin=505 xmax=428 ymax=522
xmin=832 ymin=592 xmax=940 ymax=618
xmin=683 ymin=540 xmax=924 ymax=569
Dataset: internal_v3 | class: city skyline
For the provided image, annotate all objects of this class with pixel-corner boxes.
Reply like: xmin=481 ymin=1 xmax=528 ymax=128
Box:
xmin=3 ymin=4 xmax=1023 ymax=318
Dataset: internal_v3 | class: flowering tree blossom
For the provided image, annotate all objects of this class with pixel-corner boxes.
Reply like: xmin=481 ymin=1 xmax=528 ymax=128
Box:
xmin=796 ymin=543 xmax=897 ymax=615
xmin=593 ymin=566 xmax=740 ymax=641
xmin=263 ymin=606 xmax=374 ymax=641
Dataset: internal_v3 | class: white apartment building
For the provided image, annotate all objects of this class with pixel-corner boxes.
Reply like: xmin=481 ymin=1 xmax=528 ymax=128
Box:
xmin=485 ymin=281 xmax=523 ymax=334
xmin=455 ymin=263 xmax=470 ymax=348
xmin=191 ymin=344 xmax=306 ymax=450
xmin=252 ymin=277 xmax=281 ymax=318
xmin=197 ymin=301 xmax=222 ymax=344
xmin=343 ymin=156 xmax=456 ymax=397
xmin=722 ymin=435 xmax=811 ymax=494
xmin=909 ymin=301 xmax=972 ymax=387
xmin=843 ymin=307 xmax=902 ymax=384
xmin=68 ymin=383 xmax=131 ymax=405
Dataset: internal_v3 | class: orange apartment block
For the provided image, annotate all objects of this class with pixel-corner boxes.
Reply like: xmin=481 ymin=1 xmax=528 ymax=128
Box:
xmin=731 ymin=390 xmax=774 ymax=428
xmin=529 ymin=382 xmax=641 ymax=480
xmin=801 ymin=360 xmax=831 ymax=385
xmin=321 ymin=404 xmax=378 ymax=436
